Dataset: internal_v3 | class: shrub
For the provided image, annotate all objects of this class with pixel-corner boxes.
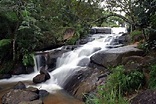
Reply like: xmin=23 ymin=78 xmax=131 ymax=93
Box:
xmin=130 ymin=30 xmax=143 ymax=42
xmin=149 ymin=64 xmax=156 ymax=89
xmin=22 ymin=53 xmax=34 ymax=66
xmin=86 ymin=65 xmax=144 ymax=104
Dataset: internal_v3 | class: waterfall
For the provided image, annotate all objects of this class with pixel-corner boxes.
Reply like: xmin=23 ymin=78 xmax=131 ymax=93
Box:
xmin=0 ymin=27 xmax=127 ymax=93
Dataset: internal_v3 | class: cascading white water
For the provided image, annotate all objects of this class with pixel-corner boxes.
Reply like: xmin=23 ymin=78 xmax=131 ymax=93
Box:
xmin=0 ymin=27 xmax=127 ymax=93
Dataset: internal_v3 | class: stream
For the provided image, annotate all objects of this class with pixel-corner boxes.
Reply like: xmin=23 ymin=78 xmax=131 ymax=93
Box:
xmin=0 ymin=27 xmax=127 ymax=104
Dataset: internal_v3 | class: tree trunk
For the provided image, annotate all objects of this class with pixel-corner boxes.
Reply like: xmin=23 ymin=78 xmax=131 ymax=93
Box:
xmin=13 ymin=22 xmax=19 ymax=61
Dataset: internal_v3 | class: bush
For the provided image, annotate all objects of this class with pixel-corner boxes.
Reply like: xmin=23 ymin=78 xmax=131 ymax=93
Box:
xmin=130 ymin=30 xmax=143 ymax=42
xmin=86 ymin=65 xmax=144 ymax=104
xmin=109 ymin=66 xmax=144 ymax=94
xmin=149 ymin=64 xmax=156 ymax=89
xmin=22 ymin=53 xmax=34 ymax=66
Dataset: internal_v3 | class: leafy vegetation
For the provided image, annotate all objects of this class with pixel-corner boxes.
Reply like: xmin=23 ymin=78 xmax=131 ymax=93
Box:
xmin=149 ymin=64 xmax=156 ymax=89
xmin=130 ymin=30 xmax=143 ymax=42
xmin=86 ymin=66 xmax=144 ymax=104
xmin=0 ymin=0 xmax=156 ymax=103
xmin=0 ymin=0 xmax=104 ymax=73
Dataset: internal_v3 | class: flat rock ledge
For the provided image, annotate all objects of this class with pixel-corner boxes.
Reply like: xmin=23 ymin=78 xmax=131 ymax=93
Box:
xmin=90 ymin=45 xmax=144 ymax=68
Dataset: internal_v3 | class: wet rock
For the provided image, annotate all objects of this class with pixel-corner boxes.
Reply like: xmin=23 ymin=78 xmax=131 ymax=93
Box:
xmin=19 ymin=100 xmax=43 ymax=104
xmin=47 ymin=49 xmax=68 ymax=71
xmin=26 ymin=87 xmax=39 ymax=93
xmin=62 ymin=45 xmax=79 ymax=50
xmin=131 ymin=89 xmax=156 ymax=104
xmin=118 ymin=34 xmax=131 ymax=45
xmin=39 ymin=90 xmax=49 ymax=99
xmin=63 ymin=67 xmax=108 ymax=100
xmin=33 ymin=67 xmax=51 ymax=84
xmin=76 ymin=38 xmax=91 ymax=45
xmin=47 ymin=68 xmax=54 ymax=72
xmin=26 ymin=66 xmax=34 ymax=74
xmin=2 ymin=89 xmax=39 ymax=104
xmin=63 ymin=68 xmax=89 ymax=98
xmin=90 ymin=45 xmax=144 ymax=68
xmin=40 ymin=67 xmax=50 ymax=80
xmin=77 ymin=58 xmax=90 ymax=67
xmin=13 ymin=81 xmax=26 ymax=90
xmin=0 ymin=74 xmax=12 ymax=79
xmin=33 ymin=74 xmax=46 ymax=84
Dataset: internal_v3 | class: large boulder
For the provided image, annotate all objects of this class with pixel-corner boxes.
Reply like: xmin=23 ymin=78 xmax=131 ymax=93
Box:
xmin=63 ymin=67 xmax=108 ymax=100
xmin=131 ymin=89 xmax=156 ymax=104
xmin=90 ymin=45 xmax=144 ymax=68
xmin=1 ymin=89 xmax=39 ymax=104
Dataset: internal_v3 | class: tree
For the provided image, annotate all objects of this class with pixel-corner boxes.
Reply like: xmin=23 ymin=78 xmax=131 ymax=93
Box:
xmin=0 ymin=0 xmax=104 ymax=73
xmin=134 ymin=0 xmax=156 ymax=49
xmin=101 ymin=0 xmax=139 ymax=31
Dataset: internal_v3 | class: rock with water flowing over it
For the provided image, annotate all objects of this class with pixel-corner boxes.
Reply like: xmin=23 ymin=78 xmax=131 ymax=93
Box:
xmin=33 ymin=67 xmax=51 ymax=84
xmin=46 ymin=49 xmax=68 ymax=72
xmin=1 ymin=89 xmax=39 ymax=104
xmin=90 ymin=45 xmax=144 ymax=68
xmin=13 ymin=81 xmax=26 ymax=90
xmin=63 ymin=67 xmax=108 ymax=100
xmin=118 ymin=33 xmax=131 ymax=45
xmin=40 ymin=67 xmax=50 ymax=80
xmin=131 ymin=89 xmax=156 ymax=104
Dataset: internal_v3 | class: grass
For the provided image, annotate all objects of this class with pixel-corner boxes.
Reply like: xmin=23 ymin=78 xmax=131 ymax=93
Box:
xmin=85 ymin=65 xmax=144 ymax=104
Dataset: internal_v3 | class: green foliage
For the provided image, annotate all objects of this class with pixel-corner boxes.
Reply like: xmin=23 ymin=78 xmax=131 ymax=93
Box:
xmin=137 ymin=41 xmax=149 ymax=53
xmin=0 ymin=0 xmax=104 ymax=72
xmin=86 ymin=66 xmax=144 ymax=104
xmin=101 ymin=16 xmax=124 ymax=27
xmin=130 ymin=30 xmax=142 ymax=39
xmin=149 ymin=64 xmax=156 ymax=89
xmin=130 ymin=30 xmax=143 ymax=42
xmin=0 ymin=39 xmax=11 ymax=47
xmin=110 ymin=66 xmax=144 ymax=94
xmin=22 ymin=53 xmax=34 ymax=66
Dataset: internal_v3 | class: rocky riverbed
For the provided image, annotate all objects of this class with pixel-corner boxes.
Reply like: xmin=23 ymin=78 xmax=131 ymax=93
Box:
xmin=0 ymin=82 xmax=84 ymax=104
